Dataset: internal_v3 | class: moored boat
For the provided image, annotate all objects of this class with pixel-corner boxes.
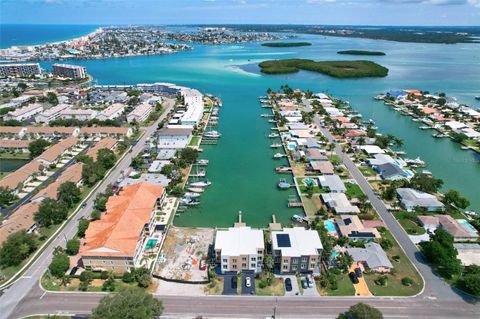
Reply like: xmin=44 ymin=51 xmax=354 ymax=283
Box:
xmin=268 ymin=133 xmax=280 ymax=138
xmin=196 ymin=159 xmax=209 ymax=165
xmin=189 ymin=179 xmax=212 ymax=187
xmin=204 ymin=130 xmax=222 ymax=138
xmin=187 ymin=187 xmax=204 ymax=193
xmin=278 ymin=179 xmax=291 ymax=189
xmin=273 ymin=153 xmax=286 ymax=159
xmin=270 ymin=143 xmax=283 ymax=148
xmin=184 ymin=192 xmax=201 ymax=198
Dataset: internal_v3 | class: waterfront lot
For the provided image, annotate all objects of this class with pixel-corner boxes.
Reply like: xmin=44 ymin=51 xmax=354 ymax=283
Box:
xmin=153 ymin=227 xmax=213 ymax=282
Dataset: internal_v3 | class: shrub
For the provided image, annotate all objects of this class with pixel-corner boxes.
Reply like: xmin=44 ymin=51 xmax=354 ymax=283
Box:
xmin=49 ymin=253 xmax=70 ymax=278
xmin=66 ymin=239 xmax=80 ymax=256
xmin=401 ymin=277 xmax=413 ymax=286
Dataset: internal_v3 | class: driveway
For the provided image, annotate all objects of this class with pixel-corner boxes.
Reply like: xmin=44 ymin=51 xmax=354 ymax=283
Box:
xmin=301 ymin=275 xmax=319 ymax=297
xmin=283 ymin=275 xmax=300 ymax=296
xmin=241 ymin=271 xmax=255 ymax=295
xmin=222 ymin=272 xmax=238 ymax=295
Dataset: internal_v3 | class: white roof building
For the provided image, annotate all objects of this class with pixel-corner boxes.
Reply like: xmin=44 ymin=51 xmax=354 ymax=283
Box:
xmin=127 ymin=103 xmax=153 ymax=123
xmin=6 ymin=103 xmax=43 ymax=121
xmin=180 ymin=88 xmax=204 ymax=126
xmin=96 ymin=103 xmax=125 ymax=121
xmin=35 ymin=104 xmax=70 ymax=123
xmin=357 ymin=145 xmax=386 ymax=155
xmin=321 ymin=193 xmax=360 ymax=214
xmin=271 ymin=227 xmax=323 ymax=258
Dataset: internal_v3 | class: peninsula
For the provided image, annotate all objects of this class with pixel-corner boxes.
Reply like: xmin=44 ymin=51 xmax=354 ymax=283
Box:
xmin=258 ymin=59 xmax=389 ymax=78
xmin=338 ymin=50 xmax=386 ymax=56
xmin=261 ymin=42 xmax=312 ymax=47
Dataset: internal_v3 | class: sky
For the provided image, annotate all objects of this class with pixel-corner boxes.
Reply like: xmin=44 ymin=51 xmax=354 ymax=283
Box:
xmin=1 ymin=0 xmax=480 ymax=26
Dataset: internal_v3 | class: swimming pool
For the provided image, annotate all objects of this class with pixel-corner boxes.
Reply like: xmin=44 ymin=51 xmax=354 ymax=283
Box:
xmin=287 ymin=142 xmax=296 ymax=150
xmin=145 ymin=239 xmax=158 ymax=250
xmin=457 ymin=219 xmax=479 ymax=235
xmin=324 ymin=220 xmax=336 ymax=232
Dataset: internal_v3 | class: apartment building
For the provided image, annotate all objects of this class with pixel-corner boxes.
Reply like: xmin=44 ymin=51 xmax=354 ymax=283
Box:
xmin=35 ymin=104 xmax=71 ymax=123
xmin=96 ymin=103 xmax=125 ymax=121
xmin=59 ymin=108 xmax=97 ymax=121
xmin=127 ymin=103 xmax=153 ymax=123
xmin=79 ymin=183 xmax=166 ymax=272
xmin=214 ymin=227 xmax=265 ymax=274
xmin=6 ymin=103 xmax=43 ymax=121
xmin=52 ymin=63 xmax=87 ymax=79
xmin=79 ymin=126 xmax=133 ymax=138
xmin=271 ymin=227 xmax=323 ymax=274
xmin=0 ymin=63 xmax=41 ymax=78
xmin=36 ymin=137 xmax=79 ymax=165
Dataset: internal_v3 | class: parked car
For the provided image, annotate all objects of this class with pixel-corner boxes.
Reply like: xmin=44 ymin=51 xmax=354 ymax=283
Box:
xmin=199 ymin=259 xmax=206 ymax=271
xmin=245 ymin=277 xmax=251 ymax=288
xmin=301 ymin=279 xmax=308 ymax=289
xmin=349 ymin=272 xmax=359 ymax=284
xmin=231 ymin=276 xmax=237 ymax=289
xmin=354 ymin=267 xmax=363 ymax=278
xmin=285 ymin=278 xmax=292 ymax=292
xmin=81 ymin=202 xmax=87 ymax=208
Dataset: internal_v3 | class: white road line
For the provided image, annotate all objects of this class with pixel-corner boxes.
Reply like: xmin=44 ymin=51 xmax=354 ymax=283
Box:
xmin=39 ymin=291 xmax=47 ymax=300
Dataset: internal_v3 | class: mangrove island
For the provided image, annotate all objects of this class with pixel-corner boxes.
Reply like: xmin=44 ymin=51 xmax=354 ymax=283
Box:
xmin=258 ymin=59 xmax=389 ymax=78
xmin=337 ymin=50 xmax=386 ymax=56
xmin=261 ymin=42 xmax=312 ymax=47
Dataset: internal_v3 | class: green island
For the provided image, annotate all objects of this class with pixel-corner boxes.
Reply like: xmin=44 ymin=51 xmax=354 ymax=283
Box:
xmin=258 ymin=59 xmax=389 ymax=78
xmin=337 ymin=50 xmax=386 ymax=56
xmin=261 ymin=42 xmax=312 ymax=47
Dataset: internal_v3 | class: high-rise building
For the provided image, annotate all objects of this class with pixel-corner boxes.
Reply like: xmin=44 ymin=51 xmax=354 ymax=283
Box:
xmin=0 ymin=63 xmax=41 ymax=78
xmin=52 ymin=63 xmax=87 ymax=79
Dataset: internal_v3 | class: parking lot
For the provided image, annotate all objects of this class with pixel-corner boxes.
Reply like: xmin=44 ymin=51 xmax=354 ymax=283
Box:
xmin=300 ymin=275 xmax=319 ymax=297
xmin=283 ymin=275 xmax=300 ymax=296
xmin=241 ymin=271 xmax=255 ymax=295
xmin=222 ymin=272 xmax=238 ymax=295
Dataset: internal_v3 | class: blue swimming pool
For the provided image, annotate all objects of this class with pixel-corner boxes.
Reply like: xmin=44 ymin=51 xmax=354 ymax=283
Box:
xmin=458 ymin=219 xmax=478 ymax=234
xmin=325 ymin=220 xmax=336 ymax=232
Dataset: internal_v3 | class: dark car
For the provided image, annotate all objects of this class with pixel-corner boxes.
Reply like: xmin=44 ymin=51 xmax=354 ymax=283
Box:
xmin=285 ymin=278 xmax=292 ymax=292
xmin=349 ymin=272 xmax=359 ymax=284
xmin=231 ymin=276 xmax=237 ymax=289
xmin=354 ymin=267 xmax=363 ymax=278
xmin=301 ymin=279 xmax=308 ymax=289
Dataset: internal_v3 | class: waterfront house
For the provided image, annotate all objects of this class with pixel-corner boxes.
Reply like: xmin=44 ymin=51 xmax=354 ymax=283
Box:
xmin=347 ymin=242 xmax=393 ymax=273
xmin=127 ymin=103 xmax=153 ymax=123
xmin=157 ymin=127 xmax=193 ymax=150
xmin=215 ymin=226 xmax=265 ymax=274
xmin=79 ymin=183 xmax=166 ymax=272
xmin=396 ymin=188 xmax=444 ymax=212
xmin=356 ymin=145 xmax=385 ymax=155
xmin=310 ymin=161 xmax=334 ymax=175
xmin=445 ymin=121 xmax=468 ymax=131
xmin=375 ymin=162 xmax=410 ymax=181
xmin=0 ymin=139 xmax=30 ymax=153
xmin=271 ymin=227 xmax=322 ymax=274
xmin=0 ymin=160 xmax=44 ymax=194
xmin=321 ymin=193 xmax=360 ymax=214
xmin=418 ymin=215 xmax=478 ymax=242
xmin=335 ymin=215 xmax=380 ymax=241
xmin=318 ymin=175 xmax=346 ymax=193
xmin=305 ymin=149 xmax=328 ymax=161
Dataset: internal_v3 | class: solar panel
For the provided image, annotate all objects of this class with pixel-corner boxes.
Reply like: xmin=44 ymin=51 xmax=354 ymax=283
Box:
xmin=276 ymin=234 xmax=291 ymax=248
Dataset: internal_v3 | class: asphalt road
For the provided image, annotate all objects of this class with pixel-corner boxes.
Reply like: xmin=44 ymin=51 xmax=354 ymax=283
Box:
xmin=0 ymin=100 xmax=174 ymax=319
xmin=1 ymin=98 xmax=479 ymax=319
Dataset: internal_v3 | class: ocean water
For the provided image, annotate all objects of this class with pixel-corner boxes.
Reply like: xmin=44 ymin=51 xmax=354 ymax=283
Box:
xmin=4 ymin=26 xmax=480 ymax=226
xmin=0 ymin=24 xmax=99 ymax=48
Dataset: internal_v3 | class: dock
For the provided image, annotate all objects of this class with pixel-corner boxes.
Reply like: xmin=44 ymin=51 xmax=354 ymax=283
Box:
xmin=234 ymin=211 xmax=246 ymax=228
xmin=200 ymin=139 xmax=218 ymax=145
xmin=269 ymin=214 xmax=282 ymax=231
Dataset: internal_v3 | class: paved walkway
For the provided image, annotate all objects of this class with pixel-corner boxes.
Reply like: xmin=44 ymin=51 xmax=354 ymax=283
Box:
xmin=349 ymin=263 xmax=372 ymax=297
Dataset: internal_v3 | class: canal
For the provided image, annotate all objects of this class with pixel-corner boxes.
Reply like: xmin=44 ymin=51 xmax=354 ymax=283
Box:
xmin=39 ymin=32 xmax=480 ymax=227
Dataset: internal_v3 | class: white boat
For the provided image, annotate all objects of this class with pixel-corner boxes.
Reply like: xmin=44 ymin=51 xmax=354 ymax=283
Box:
xmin=187 ymin=187 xmax=204 ymax=193
xmin=278 ymin=179 xmax=291 ymax=189
xmin=204 ymin=131 xmax=222 ymax=138
xmin=412 ymin=118 xmax=420 ymax=122
xmin=276 ymin=166 xmax=292 ymax=173
xmin=422 ymin=170 xmax=432 ymax=176
xmin=268 ymin=133 xmax=280 ymax=138
xmin=196 ymin=159 xmax=209 ymax=165
xmin=260 ymin=114 xmax=272 ymax=118
xmin=273 ymin=153 xmax=286 ymax=159
xmin=184 ymin=192 xmax=201 ymax=198
xmin=419 ymin=125 xmax=431 ymax=130
xmin=461 ymin=146 xmax=469 ymax=150
xmin=190 ymin=180 xmax=211 ymax=187
xmin=190 ymin=170 xmax=206 ymax=177
xmin=270 ymin=143 xmax=283 ymax=148
xmin=268 ymin=119 xmax=277 ymax=123
xmin=291 ymin=215 xmax=307 ymax=222
xmin=405 ymin=157 xmax=425 ymax=167
xmin=181 ymin=197 xmax=200 ymax=206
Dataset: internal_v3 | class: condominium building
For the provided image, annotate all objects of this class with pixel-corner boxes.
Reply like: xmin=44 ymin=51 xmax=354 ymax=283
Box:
xmin=271 ymin=227 xmax=323 ymax=274
xmin=36 ymin=137 xmax=79 ymax=165
xmin=35 ymin=104 xmax=71 ymax=123
xmin=96 ymin=103 xmax=125 ymax=121
xmin=0 ymin=63 xmax=41 ymax=78
xmin=214 ymin=227 xmax=265 ymax=274
xmin=52 ymin=63 xmax=87 ymax=79
xmin=79 ymin=183 xmax=166 ymax=272
xmin=59 ymin=108 xmax=97 ymax=121
xmin=127 ymin=103 xmax=153 ymax=123
xmin=6 ymin=103 xmax=43 ymax=121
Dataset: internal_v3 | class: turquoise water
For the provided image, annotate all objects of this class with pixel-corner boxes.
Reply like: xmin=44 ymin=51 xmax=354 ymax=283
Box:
xmin=0 ymin=24 xmax=99 ymax=48
xmin=6 ymin=27 xmax=478 ymax=226
xmin=0 ymin=158 xmax=29 ymax=173
xmin=325 ymin=220 xmax=337 ymax=233
xmin=457 ymin=220 xmax=479 ymax=234
xmin=145 ymin=239 xmax=158 ymax=250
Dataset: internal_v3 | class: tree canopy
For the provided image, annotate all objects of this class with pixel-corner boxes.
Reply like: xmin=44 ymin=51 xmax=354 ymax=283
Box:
xmin=0 ymin=186 xmax=18 ymax=208
xmin=57 ymin=181 xmax=82 ymax=208
xmin=91 ymin=287 xmax=163 ymax=319
xmin=28 ymin=138 xmax=50 ymax=158
xmin=339 ymin=303 xmax=383 ymax=319
xmin=35 ymin=198 xmax=68 ymax=227
xmin=48 ymin=252 xmax=70 ymax=278
xmin=0 ymin=230 xmax=37 ymax=267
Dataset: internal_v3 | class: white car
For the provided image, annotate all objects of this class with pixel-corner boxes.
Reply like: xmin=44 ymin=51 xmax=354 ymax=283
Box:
xmin=245 ymin=277 xmax=251 ymax=288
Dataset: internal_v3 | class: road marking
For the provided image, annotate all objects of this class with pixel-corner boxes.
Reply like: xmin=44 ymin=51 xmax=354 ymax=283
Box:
xmin=40 ymin=291 xmax=47 ymax=300
xmin=21 ymin=276 xmax=32 ymax=279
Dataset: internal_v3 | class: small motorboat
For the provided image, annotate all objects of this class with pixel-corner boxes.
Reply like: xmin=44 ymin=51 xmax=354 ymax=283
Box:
xmin=204 ymin=131 xmax=221 ymax=138
xmin=276 ymin=166 xmax=292 ymax=173
xmin=405 ymin=157 xmax=425 ymax=167
xmin=181 ymin=197 xmax=200 ymax=206
xmin=278 ymin=179 xmax=291 ymax=189
xmin=187 ymin=187 xmax=204 ymax=193
xmin=291 ymin=214 xmax=307 ymax=222
xmin=184 ymin=192 xmax=201 ymax=198
xmin=273 ymin=153 xmax=286 ymax=159
xmin=268 ymin=119 xmax=277 ymax=123
xmin=196 ymin=159 xmax=209 ymax=165
xmin=190 ymin=180 xmax=211 ymax=187
xmin=268 ymin=133 xmax=280 ymax=138
xmin=270 ymin=143 xmax=283 ymax=148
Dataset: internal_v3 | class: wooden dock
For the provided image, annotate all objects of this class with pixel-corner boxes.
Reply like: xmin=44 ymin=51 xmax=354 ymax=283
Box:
xmin=288 ymin=202 xmax=304 ymax=208
xmin=201 ymin=139 xmax=218 ymax=145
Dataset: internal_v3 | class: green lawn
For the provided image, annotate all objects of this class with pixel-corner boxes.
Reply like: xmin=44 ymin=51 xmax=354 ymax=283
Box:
xmin=0 ymin=152 xmax=30 ymax=160
xmin=317 ymin=273 xmax=355 ymax=296
xmin=301 ymin=195 xmax=319 ymax=219
xmin=358 ymin=166 xmax=376 ymax=177
xmin=398 ymin=218 xmax=426 ymax=235
xmin=345 ymin=182 xmax=364 ymax=199
xmin=328 ymin=154 xmax=342 ymax=165
xmin=255 ymin=277 xmax=285 ymax=296
xmin=189 ymin=136 xmax=200 ymax=146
